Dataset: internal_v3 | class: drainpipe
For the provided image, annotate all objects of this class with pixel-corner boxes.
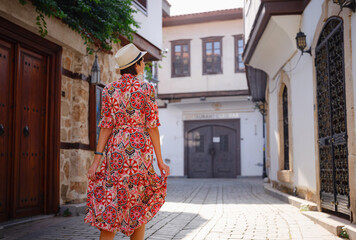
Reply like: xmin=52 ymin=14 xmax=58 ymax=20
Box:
xmin=262 ymin=112 xmax=267 ymax=178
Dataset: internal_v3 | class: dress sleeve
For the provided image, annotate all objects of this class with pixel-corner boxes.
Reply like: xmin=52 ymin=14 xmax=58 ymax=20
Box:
xmin=145 ymin=84 xmax=161 ymax=129
xmin=98 ymin=87 xmax=115 ymax=128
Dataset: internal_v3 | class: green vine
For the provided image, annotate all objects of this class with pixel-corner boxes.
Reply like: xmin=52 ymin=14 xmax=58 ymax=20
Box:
xmin=144 ymin=62 xmax=153 ymax=80
xmin=19 ymin=0 xmax=139 ymax=54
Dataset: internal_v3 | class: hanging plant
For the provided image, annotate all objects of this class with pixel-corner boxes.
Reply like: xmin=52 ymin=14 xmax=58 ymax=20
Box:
xmin=19 ymin=0 xmax=139 ymax=54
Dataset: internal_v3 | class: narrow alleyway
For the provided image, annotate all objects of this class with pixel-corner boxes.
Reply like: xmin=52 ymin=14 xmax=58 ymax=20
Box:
xmin=2 ymin=178 xmax=341 ymax=240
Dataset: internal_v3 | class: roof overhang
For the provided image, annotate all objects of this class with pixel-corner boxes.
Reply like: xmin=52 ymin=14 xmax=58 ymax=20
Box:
xmin=119 ymin=33 xmax=162 ymax=61
xmin=246 ymin=66 xmax=267 ymax=102
xmin=248 ymin=14 xmax=301 ymax=79
xmin=243 ymin=0 xmax=310 ymax=101
xmin=162 ymin=0 xmax=171 ymax=17
xmin=163 ymin=8 xmax=243 ymax=27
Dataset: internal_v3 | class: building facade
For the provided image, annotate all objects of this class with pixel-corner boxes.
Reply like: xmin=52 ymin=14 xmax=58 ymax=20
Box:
xmin=0 ymin=0 xmax=166 ymax=222
xmin=243 ymin=0 xmax=356 ymax=222
xmin=157 ymin=9 xmax=264 ymax=178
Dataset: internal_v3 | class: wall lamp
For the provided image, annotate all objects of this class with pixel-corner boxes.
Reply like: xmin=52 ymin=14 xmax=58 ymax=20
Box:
xmin=295 ymin=30 xmax=312 ymax=56
xmin=333 ymin=0 xmax=355 ymax=12
xmin=90 ymin=54 xmax=101 ymax=85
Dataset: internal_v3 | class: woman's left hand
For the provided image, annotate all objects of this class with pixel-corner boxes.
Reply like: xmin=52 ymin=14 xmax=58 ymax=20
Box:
xmin=87 ymin=162 xmax=99 ymax=181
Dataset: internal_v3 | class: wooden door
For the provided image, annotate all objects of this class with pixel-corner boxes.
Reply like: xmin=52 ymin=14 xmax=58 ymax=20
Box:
xmin=187 ymin=125 xmax=212 ymax=178
xmin=12 ymin=47 xmax=47 ymax=218
xmin=0 ymin=39 xmax=14 ymax=221
xmin=212 ymin=126 xmax=237 ymax=178
xmin=0 ymin=17 xmax=61 ymax=222
xmin=185 ymin=120 xmax=240 ymax=178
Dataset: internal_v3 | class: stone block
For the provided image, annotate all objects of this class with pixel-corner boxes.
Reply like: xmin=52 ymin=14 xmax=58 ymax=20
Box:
xmin=64 ymin=161 xmax=69 ymax=179
xmin=63 ymin=56 xmax=71 ymax=69
xmin=59 ymin=203 xmax=86 ymax=216
xmin=65 ymin=119 xmax=71 ymax=128
xmin=346 ymin=224 xmax=356 ymax=240
xmin=60 ymin=128 xmax=67 ymax=141
xmin=70 ymin=181 xmax=87 ymax=195
xmin=61 ymin=184 xmax=68 ymax=203
xmin=301 ymin=211 xmax=349 ymax=236
xmin=61 ymin=100 xmax=70 ymax=116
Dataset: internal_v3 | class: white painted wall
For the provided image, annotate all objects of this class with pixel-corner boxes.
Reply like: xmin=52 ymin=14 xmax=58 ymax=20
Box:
xmin=133 ymin=0 xmax=163 ymax=49
xmin=285 ymin=55 xmax=316 ymax=191
xmin=266 ymin=1 xmax=323 ymax=192
xmin=286 ymin=0 xmax=323 ymax=191
xmin=152 ymin=104 xmax=185 ymax=176
xmin=153 ymin=98 xmax=264 ymax=177
xmin=267 ymin=78 xmax=279 ymax=181
xmin=159 ymin=19 xmax=247 ymax=94
xmin=243 ymin=0 xmax=261 ymax=43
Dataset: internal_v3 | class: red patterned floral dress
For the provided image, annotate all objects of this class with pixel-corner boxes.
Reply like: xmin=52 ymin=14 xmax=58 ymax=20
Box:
xmin=84 ymin=74 xmax=167 ymax=236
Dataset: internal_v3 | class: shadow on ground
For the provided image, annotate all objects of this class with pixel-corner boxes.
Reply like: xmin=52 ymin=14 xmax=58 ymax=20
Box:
xmin=2 ymin=211 xmax=207 ymax=240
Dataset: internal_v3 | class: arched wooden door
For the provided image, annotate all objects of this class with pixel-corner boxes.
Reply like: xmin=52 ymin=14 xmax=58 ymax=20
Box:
xmin=315 ymin=17 xmax=350 ymax=217
xmin=184 ymin=120 xmax=241 ymax=178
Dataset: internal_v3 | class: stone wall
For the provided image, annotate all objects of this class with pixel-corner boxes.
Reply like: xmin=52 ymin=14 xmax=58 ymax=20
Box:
xmin=59 ymin=45 xmax=122 ymax=205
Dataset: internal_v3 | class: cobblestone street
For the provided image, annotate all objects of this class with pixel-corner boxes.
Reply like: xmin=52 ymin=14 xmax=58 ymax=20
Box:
xmin=2 ymin=178 xmax=341 ymax=240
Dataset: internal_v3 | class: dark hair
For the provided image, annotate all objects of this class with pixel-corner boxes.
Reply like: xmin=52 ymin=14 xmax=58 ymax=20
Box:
xmin=120 ymin=57 xmax=143 ymax=75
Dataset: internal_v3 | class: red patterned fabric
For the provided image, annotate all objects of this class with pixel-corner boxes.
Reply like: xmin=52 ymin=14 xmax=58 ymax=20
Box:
xmin=84 ymin=74 xmax=167 ymax=236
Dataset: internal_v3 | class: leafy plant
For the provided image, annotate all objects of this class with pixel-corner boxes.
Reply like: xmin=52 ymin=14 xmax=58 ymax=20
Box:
xmin=340 ymin=227 xmax=349 ymax=238
xmin=62 ymin=208 xmax=72 ymax=217
xmin=299 ymin=204 xmax=310 ymax=211
xmin=144 ymin=62 xmax=153 ymax=80
xmin=19 ymin=0 xmax=139 ymax=54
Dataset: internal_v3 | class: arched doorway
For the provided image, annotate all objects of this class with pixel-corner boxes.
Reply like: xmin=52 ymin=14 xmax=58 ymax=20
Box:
xmin=184 ymin=120 xmax=241 ymax=178
xmin=315 ymin=17 xmax=349 ymax=217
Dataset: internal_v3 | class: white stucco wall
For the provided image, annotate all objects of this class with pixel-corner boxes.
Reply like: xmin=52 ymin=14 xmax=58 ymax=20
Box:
xmin=154 ymin=98 xmax=264 ymax=177
xmin=152 ymin=104 xmax=185 ymax=176
xmin=133 ymin=0 xmax=162 ymax=49
xmin=285 ymin=56 xmax=316 ymax=191
xmin=266 ymin=1 xmax=323 ymax=192
xmin=159 ymin=19 xmax=247 ymax=94
xmin=267 ymin=79 xmax=279 ymax=182
xmin=286 ymin=0 xmax=323 ymax=191
xmin=243 ymin=0 xmax=261 ymax=43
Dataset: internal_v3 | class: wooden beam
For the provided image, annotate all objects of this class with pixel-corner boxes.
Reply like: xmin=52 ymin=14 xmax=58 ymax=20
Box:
xmin=158 ymin=90 xmax=249 ymax=100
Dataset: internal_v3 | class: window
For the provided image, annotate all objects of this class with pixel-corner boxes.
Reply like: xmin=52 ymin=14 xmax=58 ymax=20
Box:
xmin=89 ymin=84 xmax=105 ymax=150
xmin=282 ymin=86 xmax=289 ymax=170
xmin=220 ymin=135 xmax=229 ymax=152
xmin=135 ymin=0 xmax=146 ymax=8
xmin=171 ymin=39 xmax=191 ymax=77
xmin=234 ymin=35 xmax=245 ymax=72
xmin=202 ymin=36 xmax=223 ymax=74
xmin=134 ymin=0 xmax=147 ymax=12
xmin=277 ymin=73 xmax=293 ymax=183
xmin=195 ymin=135 xmax=204 ymax=152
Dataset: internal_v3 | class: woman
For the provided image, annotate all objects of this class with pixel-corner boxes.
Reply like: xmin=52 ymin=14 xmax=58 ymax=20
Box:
xmin=85 ymin=43 xmax=170 ymax=240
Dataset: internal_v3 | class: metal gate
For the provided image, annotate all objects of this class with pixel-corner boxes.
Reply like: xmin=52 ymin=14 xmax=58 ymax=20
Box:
xmin=315 ymin=17 xmax=350 ymax=216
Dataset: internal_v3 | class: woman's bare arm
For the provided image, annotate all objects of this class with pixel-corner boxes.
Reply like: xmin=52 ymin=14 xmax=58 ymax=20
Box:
xmin=87 ymin=128 xmax=113 ymax=180
xmin=147 ymin=127 xmax=170 ymax=176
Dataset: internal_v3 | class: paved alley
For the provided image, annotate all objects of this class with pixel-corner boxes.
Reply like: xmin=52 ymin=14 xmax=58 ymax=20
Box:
xmin=2 ymin=178 xmax=341 ymax=240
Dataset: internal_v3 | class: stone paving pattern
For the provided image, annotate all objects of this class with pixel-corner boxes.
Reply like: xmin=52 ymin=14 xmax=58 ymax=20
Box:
xmin=2 ymin=178 xmax=341 ymax=240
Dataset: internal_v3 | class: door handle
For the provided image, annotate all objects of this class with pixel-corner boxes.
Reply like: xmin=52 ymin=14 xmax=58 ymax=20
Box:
xmin=208 ymin=145 xmax=216 ymax=156
xmin=0 ymin=124 xmax=4 ymax=136
xmin=23 ymin=126 xmax=30 ymax=137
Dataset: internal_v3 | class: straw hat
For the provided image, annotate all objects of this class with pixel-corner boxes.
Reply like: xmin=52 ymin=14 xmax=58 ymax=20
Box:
xmin=114 ymin=43 xmax=147 ymax=70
